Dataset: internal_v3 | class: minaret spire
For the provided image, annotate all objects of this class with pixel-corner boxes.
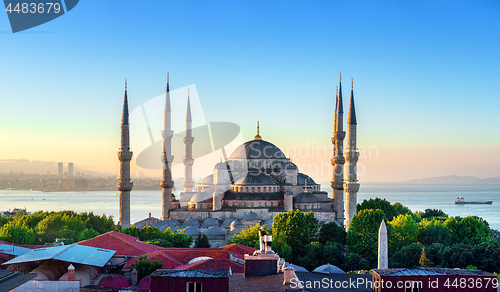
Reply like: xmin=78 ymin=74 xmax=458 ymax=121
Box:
xmin=344 ymin=77 xmax=360 ymax=230
xmin=183 ymin=87 xmax=195 ymax=192
xmin=254 ymin=121 xmax=262 ymax=140
xmin=161 ymin=73 xmax=174 ymax=220
xmin=331 ymin=73 xmax=346 ymax=226
xmin=118 ymin=79 xmax=133 ymax=228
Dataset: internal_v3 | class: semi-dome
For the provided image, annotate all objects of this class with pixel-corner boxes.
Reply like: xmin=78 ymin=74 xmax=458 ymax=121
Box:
xmin=241 ymin=211 xmax=260 ymax=221
xmin=298 ymin=173 xmax=317 ymax=185
xmin=230 ymin=219 xmax=243 ymax=227
xmin=183 ymin=226 xmax=201 ymax=235
xmin=201 ymin=217 xmax=220 ymax=228
xmin=214 ymin=162 xmax=227 ymax=170
xmin=229 ymin=140 xmax=287 ymax=160
xmin=201 ymin=174 xmax=213 ymax=184
xmin=221 ymin=218 xmax=236 ymax=227
xmin=182 ymin=218 xmax=200 ymax=228
xmin=98 ymin=274 xmax=131 ymax=289
xmin=263 ymin=218 xmax=273 ymax=227
xmin=234 ymin=172 xmax=277 ymax=185
xmin=205 ymin=226 xmax=226 ymax=236
xmin=295 ymin=192 xmax=319 ymax=203
xmin=283 ymin=162 xmax=298 ymax=170
xmin=313 ymin=263 xmax=345 ymax=274
xmin=189 ymin=192 xmax=212 ymax=203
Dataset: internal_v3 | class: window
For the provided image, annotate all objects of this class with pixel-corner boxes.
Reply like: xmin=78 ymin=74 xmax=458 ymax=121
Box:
xmin=187 ymin=282 xmax=202 ymax=292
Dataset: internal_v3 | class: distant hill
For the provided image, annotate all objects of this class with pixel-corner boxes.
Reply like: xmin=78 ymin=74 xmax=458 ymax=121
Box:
xmin=397 ymin=175 xmax=500 ymax=184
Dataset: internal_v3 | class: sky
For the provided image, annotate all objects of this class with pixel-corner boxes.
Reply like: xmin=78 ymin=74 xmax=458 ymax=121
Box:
xmin=0 ymin=0 xmax=499 ymax=183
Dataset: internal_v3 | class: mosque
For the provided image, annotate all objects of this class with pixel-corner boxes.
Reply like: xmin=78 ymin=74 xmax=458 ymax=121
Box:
xmin=117 ymin=74 xmax=360 ymax=238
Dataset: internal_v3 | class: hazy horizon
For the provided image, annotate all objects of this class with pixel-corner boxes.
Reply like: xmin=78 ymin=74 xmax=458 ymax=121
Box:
xmin=1 ymin=1 xmax=499 ymax=183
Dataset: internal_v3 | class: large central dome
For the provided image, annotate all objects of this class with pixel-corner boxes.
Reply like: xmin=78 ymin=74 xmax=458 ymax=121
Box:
xmin=229 ymin=140 xmax=287 ymax=160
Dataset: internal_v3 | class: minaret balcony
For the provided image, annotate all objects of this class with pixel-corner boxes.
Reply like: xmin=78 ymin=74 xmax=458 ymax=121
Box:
xmin=118 ymin=151 xmax=133 ymax=161
xmin=343 ymin=182 xmax=360 ymax=193
xmin=183 ymin=137 xmax=194 ymax=144
xmin=117 ymin=181 xmax=133 ymax=191
xmin=161 ymin=180 xmax=174 ymax=188
xmin=344 ymin=152 xmax=359 ymax=161
xmin=331 ymin=156 xmax=345 ymax=165
xmin=183 ymin=158 xmax=194 ymax=166
xmin=162 ymin=130 xmax=174 ymax=139
xmin=331 ymin=131 xmax=346 ymax=141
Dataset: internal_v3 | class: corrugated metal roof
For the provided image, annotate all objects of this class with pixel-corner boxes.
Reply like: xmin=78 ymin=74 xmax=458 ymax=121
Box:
xmin=1 ymin=244 xmax=115 ymax=267
xmin=0 ymin=244 xmax=31 ymax=256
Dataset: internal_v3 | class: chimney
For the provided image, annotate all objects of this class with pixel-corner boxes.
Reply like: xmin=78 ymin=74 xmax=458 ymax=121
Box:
xmin=283 ymin=267 xmax=295 ymax=285
xmin=68 ymin=264 xmax=75 ymax=281
xmin=149 ymin=212 xmax=151 ymax=218
xmin=131 ymin=268 xmax=138 ymax=286
xmin=244 ymin=229 xmax=278 ymax=277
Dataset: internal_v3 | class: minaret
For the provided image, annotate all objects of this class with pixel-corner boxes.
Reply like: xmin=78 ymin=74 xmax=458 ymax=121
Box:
xmin=118 ymin=80 xmax=133 ymax=229
xmin=331 ymin=74 xmax=345 ymax=225
xmin=344 ymin=78 xmax=360 ymax=230
xmin=182 ymin=88 xmax=195 ymax=192
xmin=161 ymin=73 xmax=174 ymax=220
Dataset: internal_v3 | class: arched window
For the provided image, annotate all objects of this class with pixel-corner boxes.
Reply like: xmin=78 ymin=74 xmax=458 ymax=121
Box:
xmin=263 ymin=187 xmax=267 ymax=192
xmin=257 ymin=187 xmax=260 ymax=192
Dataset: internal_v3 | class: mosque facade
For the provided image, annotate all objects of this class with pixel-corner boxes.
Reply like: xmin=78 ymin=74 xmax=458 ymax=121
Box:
xmin=118 ymin=74 xmax=359 ymax=236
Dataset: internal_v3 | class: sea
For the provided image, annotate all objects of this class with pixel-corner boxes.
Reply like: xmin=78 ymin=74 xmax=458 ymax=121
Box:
xmin=1 ymin=183 xmax=499 ymax=230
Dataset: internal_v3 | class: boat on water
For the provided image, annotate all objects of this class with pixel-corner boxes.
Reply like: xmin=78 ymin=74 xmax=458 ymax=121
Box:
xmin=455 ymin=195 xmax=493 ymax=204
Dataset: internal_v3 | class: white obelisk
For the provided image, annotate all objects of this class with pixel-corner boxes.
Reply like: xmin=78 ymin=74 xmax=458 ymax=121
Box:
xmin=378 ymin=219 xmax=388 ymax=269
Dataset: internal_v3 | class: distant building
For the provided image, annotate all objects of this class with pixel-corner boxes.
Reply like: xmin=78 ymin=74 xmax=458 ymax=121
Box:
xmin=68 ymin=163 xmax=74 ymax=176
xmin=57 ymin=162 xmax=63 ymax=176
xmin=74 ymin=178 xmax=89 ymax=190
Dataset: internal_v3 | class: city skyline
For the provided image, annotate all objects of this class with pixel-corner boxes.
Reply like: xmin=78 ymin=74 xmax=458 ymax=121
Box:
xmin=1 ymin=1 xmax=499 ymax=183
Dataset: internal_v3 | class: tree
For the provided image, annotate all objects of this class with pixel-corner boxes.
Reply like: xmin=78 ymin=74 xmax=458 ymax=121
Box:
xmin=77 ymin=228 xmax=99 ymax=242
xmin=272 ymin=210 xmax=318 ymax=262
xmin=140 ymin=226 xmax=163 ymax=241
xmin=419 ymin=247 xmax=432 ymax=268
xmin=357 ymin=198 xmax=396 ymax=220
xmin=131 ymin=255 xmax=163 ymax=281
xmin=473 ymin=240 xmax=500 ymax=273
xmin=297 ymin=241 xmax=345 ymax=272
xmin=318 ymin=221 xmax=346 ymax=245
xmin=194 ymin=233 xmax=210 ymax=248
xmin=342 ymin=253 xmax=370 ymax=272
xmin=390 ymin=243 xmax=424 ymax=268
xmin=425 ymin=243 xmax=444 ymax=267
xmin=346 ymin=209 xmax=388 ymax=267
xmin=35 ymin=213 xmax=86 ymax=244
xmin=418 ymin=218 xmax=452 ymax=246
xmin=0 ymin=215 xmax=13 ymax=228
xmin=392 ymin=202 xmax=412 ymax=217
xmin=444 ymin=216 xmax=491 ymax=245
xmin=0 ymin=221 xmax=35 ymax=245
xmin=122 ymin=226 xmax=141 ymax=238
xmin=441 ymin=244 xmax=475 ymax=269
xmin=227 ymin=224 xmax=271 ymax=249
xmin=163 ymin=228 xmax=193 ymax=248
xmin=389 ymin=214 xmax=419 ymax=252
xmin=421 ymin=209 xmax=448 ymax=219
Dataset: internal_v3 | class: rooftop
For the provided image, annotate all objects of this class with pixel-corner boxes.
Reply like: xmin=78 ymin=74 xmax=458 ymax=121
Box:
xmin=77 ymin=231 xmax=159 ymax=257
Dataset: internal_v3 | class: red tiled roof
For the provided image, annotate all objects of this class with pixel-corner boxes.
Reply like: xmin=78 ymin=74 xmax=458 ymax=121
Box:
xmin=219 ymin=243 xmax=257 ymax=260
xmin=158 ymin=248 xmax=231 ymax=263
xmin=174 ymin=258 xmax=244 ymax=274
xmin=123 ymin=250 xmax=185 ymax=270
xmin=76 ymin=231 xmax=159 ymax=256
